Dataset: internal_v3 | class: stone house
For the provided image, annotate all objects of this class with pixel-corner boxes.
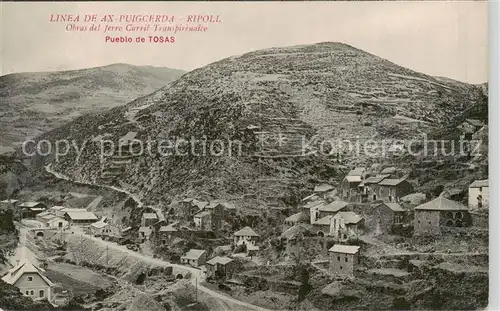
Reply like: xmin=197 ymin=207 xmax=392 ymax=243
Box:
xmin=371 ymin=178 xmax=413 ymax=202
xmin=370 ymin=202 xmax=406 ymax=235
xmin=313 ymin=184 xmax=335 ymax=199
xmin=468 ymin=179 xmax=489 ymax=210
xmin=90 ymin=221 xmax=120 ymax=237
xmin=358 ymin=175 xmax=390 ymax=202
xmin=329 ymin=212 xmax=363 ymax=241
xmin=313 ymin=215 xmax=333 ymax=237
xmin=340 ymin=167 xmax=366 ymax=200
xmin=308 ymin=200 xmax=326 ymax=224
xmin=194 ymin=211 xmax=212 ymax=231
xmin=201 ymin=201 xmax=224 ymax=231
xmin=206 ymin=256 xmax=236 ymax=280
xmin=181 ymin=249 xmax=207 ymax=267
xmin=233 ymin=226 xmax=259 ymax=246
xmin=141 ymin=212 xmax=158 ymax=227
xmin=328 ymin=244 xmax=361 ymax=279
xmin=1 ymin=259 xmax=54 ymax=302
xmin=318 ymin=200 xmax=349 ymax=219
xmin=414 ymin=195 xmax=471 ymax=236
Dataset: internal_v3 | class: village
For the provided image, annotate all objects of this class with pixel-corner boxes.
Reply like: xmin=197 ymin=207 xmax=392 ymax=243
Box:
xmin=0 ymin=119 xmax=489 ymax=309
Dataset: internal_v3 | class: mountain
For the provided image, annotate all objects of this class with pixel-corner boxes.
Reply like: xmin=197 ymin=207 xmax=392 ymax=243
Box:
xmin=0 ymin=64 xmax=186 ymax=153
xmin=27 ymin=42 xmax=487 ymax=210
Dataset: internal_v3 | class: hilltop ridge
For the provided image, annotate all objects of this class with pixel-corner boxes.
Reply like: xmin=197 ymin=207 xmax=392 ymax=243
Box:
xmin=27 ymin=42 xmax=487 ymax=210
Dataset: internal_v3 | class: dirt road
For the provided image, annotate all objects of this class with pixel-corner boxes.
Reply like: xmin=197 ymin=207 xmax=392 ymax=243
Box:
xmin=46 ymin=163 xmax=270 ymax=311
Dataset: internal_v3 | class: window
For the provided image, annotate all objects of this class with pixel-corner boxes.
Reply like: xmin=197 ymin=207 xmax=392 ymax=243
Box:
xmin=27 ymin=276 xmax=33 ymax=282
xmin=337 ymin=256 xmax=340 ymax=261
xmin=340 ymin=266 xmax=343 ymax=270
xmin=39 ymin=290 xmax=44 ymax=298
xmin=345 ymin=257 xmax=348 ymax=263
xmin=25 ymin=290 xmax=29 ymax=295
xmin=30 ymin=290 xmax=34 ymax=295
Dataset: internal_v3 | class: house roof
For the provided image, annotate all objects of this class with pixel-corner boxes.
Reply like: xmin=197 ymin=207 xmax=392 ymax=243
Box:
xmin=39 ymin=214 xmax=58 ymax=221
xmin=234 ymin=226 xmax=259 ymax=237
xmin=121 ymin=226 xmax=132 ymax=232
xmin=328 ymin=244 xmax=360 ymax=254
xmin=179 ymin=198 xmax=195 ymax=203
xmin=50 ymin=206 xmax=67 ymax=211
xmin=314 ymin=184 xmax=334 ymax=193
xmin=470 ymin=179 xmax=488 ymax=188
xmin=30 ymin=208 xmax=45 ymax=211
xmin=359 ymin=175 xmax=389 ymax=187
xmin=380 ymin=167 xmax=397 ymax=175
xmin=65 ymin=211 xmax=98 ymax=220
xmin=61 ymin=208 xmax=88 ymax=213
xmin=313 ymin=215 xmax=333 ymax=226
xmin=302 ymin=193 xmax=320 ymax=202
xmin=284 ymin=212 xmax=305 ymax=224
xmin=303 ymin=199 xmax=326 ymax=210
xmin=334 ymin=212 xmax=362 ymax=224
xmin=206 ymin=256 xmax=233 ymax=266
xmin=182 ymin=249 xmax=206 ymax=260
xmin=205 ymin=201 xmax=224 ymax=210
xmin=36 ymin=211 xmax=51 ymax=218
xmin=414 ymin=195 xmax=468 ymax=211
xmin=159 ymin=222 xmax=179 ymax=232
xmin=345 ymin=175 xmax=362 ymax=183
xmin=142 ymin=213 xmax=158 ymax=219
xmin=193 ymin=200 xmax=209 ymax=210
xmin=19 ymin=201 xmax=43 ymax=208
xmin=0 ymin=199 xmax=19 ymax=204
xmin=194 ymin=211 xmax=211 ymax=218
xmin=347 ymin=167 xmax=365 ymax=176
xmin=465 ymin=119 xmax=484 ymax=127
xmin=378 ymin=178 xmax=407 ymax=187
xmin=377 ymin=203 xmax=405 ymax=212
xmin=91 ymin=221 xmax=108 ymax=229
xmin=319 ymin=201 xmax=348 ymax=213
xmin=1 ymin=259 xmax=54 ymax=287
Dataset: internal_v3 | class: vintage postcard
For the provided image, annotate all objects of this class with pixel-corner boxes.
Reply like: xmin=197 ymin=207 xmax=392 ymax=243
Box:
xmin=0 ymin=1 xmax=490 ymax=311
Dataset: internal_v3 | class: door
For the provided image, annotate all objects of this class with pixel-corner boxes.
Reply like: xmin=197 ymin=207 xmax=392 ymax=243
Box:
xmin=39 ymin=289 xmax=44 ymax=298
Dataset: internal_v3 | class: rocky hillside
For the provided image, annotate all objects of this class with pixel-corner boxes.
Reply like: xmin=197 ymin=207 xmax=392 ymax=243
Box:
xmin=0 ymin=64 xmax=186 ymax=153
xmin=27 ymin=42 xmax=487 ymax=208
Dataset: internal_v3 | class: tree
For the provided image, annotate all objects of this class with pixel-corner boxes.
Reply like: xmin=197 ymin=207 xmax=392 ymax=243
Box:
xmin=297 ymin=265 xmax=312 ymax=302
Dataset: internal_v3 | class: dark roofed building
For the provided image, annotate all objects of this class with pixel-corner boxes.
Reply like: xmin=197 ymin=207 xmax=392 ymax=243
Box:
xmin=414 ymin=195 xmax=471 ymax=236
xmin=371 ymin=178 xmax=413 ymax=203
xmin=371 ymin=202 xmax=406 ymax=235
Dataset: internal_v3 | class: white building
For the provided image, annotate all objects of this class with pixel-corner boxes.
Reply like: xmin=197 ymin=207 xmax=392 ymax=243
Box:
xmin=233 ymin=226 xmax=259 ymax=246
xmin=1 ymin=259 xmax=55 ymax=302
xmin=469 ymin=179 xmax=489 ymax=210
xmin=330 ymin=212 xmax=363 ymax=241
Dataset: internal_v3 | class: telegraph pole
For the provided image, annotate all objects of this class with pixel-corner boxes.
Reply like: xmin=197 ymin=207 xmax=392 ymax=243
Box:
xmin=195 ymin=277 xmax=198 ymax=303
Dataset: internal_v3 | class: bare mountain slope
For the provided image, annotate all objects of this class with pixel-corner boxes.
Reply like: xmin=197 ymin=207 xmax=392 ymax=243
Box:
xmin=28 ymin=42 xmax=487 ymax=208
xmin=0 ymin=64 xmax=186 ymax=153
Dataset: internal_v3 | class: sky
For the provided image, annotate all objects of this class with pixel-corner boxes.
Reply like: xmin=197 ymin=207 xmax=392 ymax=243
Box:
xmin=1 ymin=1 xmax=488 ymax=84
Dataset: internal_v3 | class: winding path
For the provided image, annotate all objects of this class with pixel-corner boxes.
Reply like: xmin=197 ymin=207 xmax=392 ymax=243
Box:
xmin=44 ymin=163 xmax=270 ymax=311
